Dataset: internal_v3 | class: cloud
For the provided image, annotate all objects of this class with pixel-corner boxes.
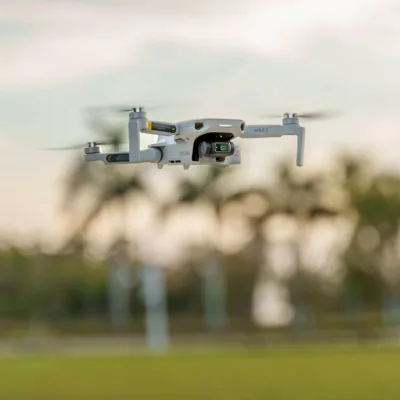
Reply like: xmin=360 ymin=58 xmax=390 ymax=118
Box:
xmin=0 ymin=0 xmax=397 ymax=89
xmin=0 ymin=38 xmax=398 ymax=151
xmin=0 ymin=0 xmax=399 ymax=246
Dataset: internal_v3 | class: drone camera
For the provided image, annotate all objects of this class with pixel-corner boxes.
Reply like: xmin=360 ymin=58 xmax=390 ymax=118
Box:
xmin=198 ymin=140 xmax=235 ymax=158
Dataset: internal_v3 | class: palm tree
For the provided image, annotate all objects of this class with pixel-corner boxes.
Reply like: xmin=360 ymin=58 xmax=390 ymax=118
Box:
xmin=224 ymin=158 xmax=341 ymax=328
xmin=271 ymin=159 xmax=342 ymax=322
xmin=60 ymin=118 xmax=144 ymax=251
xmin=338 ymin=155 xmax=400 ymax=334
xmin=59 ymin=117 xmax=148 ymax=332
xmin=220 ymin=186 xmax=272 ymax=325
xmin=160 ymin=166 xmax=234 ymax=331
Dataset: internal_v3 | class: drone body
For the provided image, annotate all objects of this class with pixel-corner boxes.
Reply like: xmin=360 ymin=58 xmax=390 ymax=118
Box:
xmin=83 ymin=107 xmax=307 ymax=169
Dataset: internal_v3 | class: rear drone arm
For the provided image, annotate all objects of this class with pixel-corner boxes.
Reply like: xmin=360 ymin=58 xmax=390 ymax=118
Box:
xmin=85 ymin=147 xmax=162 ymax=164
xmin=85 ymin=111 xmax=163 ymax=165
xmin=240 ymin=123 xmax=306 ymax=166
xmin=127 ymin=110 xmax=178 ymax=162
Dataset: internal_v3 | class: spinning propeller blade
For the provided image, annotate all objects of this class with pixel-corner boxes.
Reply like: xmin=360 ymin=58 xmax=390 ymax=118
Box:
xmin=263 ymin=110 xmax=342 ymax=120
xmin=295 ymin=110 xmax=341 ymax=119
xmin=43 ymin=144 xmax=88 ymax=150
xmin=43 ymin=140 xmax=117 ymax=151
xmin=85 ymin=104 xmax=171 ymax=115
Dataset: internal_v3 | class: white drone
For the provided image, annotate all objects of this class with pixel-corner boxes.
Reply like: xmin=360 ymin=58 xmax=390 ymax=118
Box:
xmin=53 ymin=107 xmax=336 ymax=169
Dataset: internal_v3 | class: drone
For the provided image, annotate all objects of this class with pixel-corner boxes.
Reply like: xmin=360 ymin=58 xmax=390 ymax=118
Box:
xmin=50 ymin=107 xmax=337 ymax=169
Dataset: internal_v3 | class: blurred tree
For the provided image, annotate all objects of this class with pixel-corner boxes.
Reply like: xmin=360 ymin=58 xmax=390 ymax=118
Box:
xmin=60 ymin=120 xmax=144 ymax=250
xmin=0 ymin=246 xmax=33 ymax=319
xmin=271 ymin=160 xmax=341 ymax=323
xmin=223 ymin=159 xmax=341 ymax=327
xmin=161 ymin=166 xmax=232 ymax=331
xmin=221 ymin=187 xmax=272 ymax=324
xmin=59 ymin=117 xmax=147 ymax=332
xmin=339 ymin=155 xmax=400 ymax=334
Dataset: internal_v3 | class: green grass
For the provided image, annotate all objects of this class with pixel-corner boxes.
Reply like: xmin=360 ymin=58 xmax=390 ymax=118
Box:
xmin=1 ymin=345 xmax=400 ymax=399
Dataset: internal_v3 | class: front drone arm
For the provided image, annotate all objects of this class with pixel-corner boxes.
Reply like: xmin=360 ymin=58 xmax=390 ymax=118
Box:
xmin=128 ymin=110 xmax=177 ymax=162
xmin=129 ymin=117 xmax=142 ymax=162
xmin=240 ymin=124 xmax=306 ymax=166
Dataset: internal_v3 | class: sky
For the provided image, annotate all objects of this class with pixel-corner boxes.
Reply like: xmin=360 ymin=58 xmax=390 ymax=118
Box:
xmin=0 ymin=0 xmax=400 ymax=251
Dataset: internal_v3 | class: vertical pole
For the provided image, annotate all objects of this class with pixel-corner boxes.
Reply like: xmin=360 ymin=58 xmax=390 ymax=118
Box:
xmin=108 ymin=260 xmax=125 ymax=331
xmin=203 ymin=254 xmax=227 ymax=331
xmin=140 ymin=265 xmax=169 ymax=352
xmin=28 ymin=246 xmax=47 ymax=339
xmin=108 ymin=242 xmax=133 ymax=332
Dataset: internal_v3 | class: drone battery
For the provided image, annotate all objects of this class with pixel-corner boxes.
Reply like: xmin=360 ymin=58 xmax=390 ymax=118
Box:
xmin=148 ymin=121 xmax=177 ymax=134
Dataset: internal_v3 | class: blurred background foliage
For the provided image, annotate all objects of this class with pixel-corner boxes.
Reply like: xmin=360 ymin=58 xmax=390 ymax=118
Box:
xmin=0 ymin=123 xmax=399 ymax=345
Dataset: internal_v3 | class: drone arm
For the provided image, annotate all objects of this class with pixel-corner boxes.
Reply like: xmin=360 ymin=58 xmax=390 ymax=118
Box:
xmin=241 ymin=124 xmax=306 ymax=166
xmin=85 ymin=148 xmax=161 ymax=164
xmin=140 ymin=148 xmax=162 ymax=163
xmin=128 ymin=118 xmax=141 ymax=162
xmin=296 ymin=127 xmax=306 ymax=167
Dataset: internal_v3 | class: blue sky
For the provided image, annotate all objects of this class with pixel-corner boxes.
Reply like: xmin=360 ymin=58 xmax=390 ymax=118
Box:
xmin=0 ymin=0 xmax=399 ymax=249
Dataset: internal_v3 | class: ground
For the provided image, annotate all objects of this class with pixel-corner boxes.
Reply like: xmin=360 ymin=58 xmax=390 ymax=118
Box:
xmin=1 ymin=344 xmax=399 ymax=399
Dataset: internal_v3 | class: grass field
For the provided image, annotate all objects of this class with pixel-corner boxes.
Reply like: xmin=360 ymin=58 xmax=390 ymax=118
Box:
xmin=1 ymin=344 xmax=399 ymax=399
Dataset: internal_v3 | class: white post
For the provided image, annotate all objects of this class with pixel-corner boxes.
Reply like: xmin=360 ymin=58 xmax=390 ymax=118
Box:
xmin=139 ymin=265 xmax=169 ymax=352
xmin=108 ymin=242 xmax=133 ymax=331
xmin=203 ymin=255 xmax=227 ymax=331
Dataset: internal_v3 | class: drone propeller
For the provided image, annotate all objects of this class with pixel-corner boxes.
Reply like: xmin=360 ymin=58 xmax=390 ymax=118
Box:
xmin=85 ymin=104 xmax=171 ymax=115
xmin=263 ymin=110 xmax=342 ymax=120
xmin=43 ymin=140 xmax=117 ymax=151
xmin=44 ymin=107 xmax=140 ymax=152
